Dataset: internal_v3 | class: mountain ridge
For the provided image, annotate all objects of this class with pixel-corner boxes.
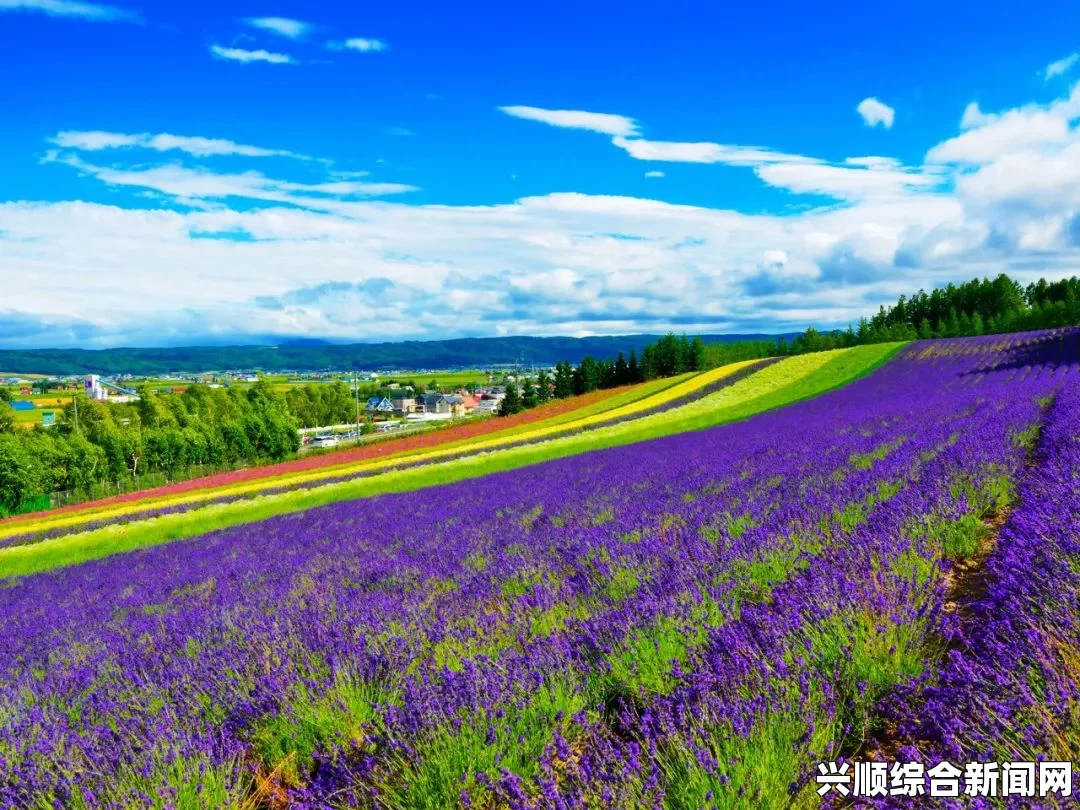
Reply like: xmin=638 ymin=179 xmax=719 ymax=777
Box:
xmin=0 ymin=333 xmax=799 ymax=375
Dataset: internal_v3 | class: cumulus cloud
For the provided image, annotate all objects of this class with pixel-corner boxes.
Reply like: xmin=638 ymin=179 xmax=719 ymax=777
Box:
xmin=50 ymin=130 xmax=310 ymax=159
xmin=327 ymin=37 xmax=388 ymax=53
xmin=7 ymin=76 xmax=1080 ymax=347
xmin=499 ymin=106 xmax=640 ymax=137
xmin=928 ymin=105 xmax=1071 ymax=164
xmin=243 ymin=16 xmax=312 ymax=39
xmin=210 ymin=45 xmax=295 ymax=65
xmin=644 ymin=170 xmax=664 ymax=178
xmin=0 ymin=0 xmax=138 ymax=22
xmin=1044 ymin=53 xmax=1078 ymax=81
xmin=0 ymin=179 xmax=1070 ymax=348
xmin=856 ymin=97 xmax=896 ymax=129
xmin=922 ymin=81 xmax=1080 ymax=232
xmin=959 ymin=102 xmax=996 ymax=130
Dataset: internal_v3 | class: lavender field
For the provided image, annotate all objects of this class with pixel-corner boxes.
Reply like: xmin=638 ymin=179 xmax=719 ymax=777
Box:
xmin=1 ymin=330 xmax=1078 ymax=808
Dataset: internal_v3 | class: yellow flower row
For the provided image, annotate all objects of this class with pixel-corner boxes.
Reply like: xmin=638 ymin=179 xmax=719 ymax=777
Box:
xmin=1 ymin=362 xmax=756 ymax=540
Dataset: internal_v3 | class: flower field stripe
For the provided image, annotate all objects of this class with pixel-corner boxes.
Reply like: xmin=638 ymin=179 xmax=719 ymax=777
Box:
xmin=0 ymin=362 xmax=779 ymax=552
xmin=0 ymin=361 xmax=762 ymax=546
xmin=1 ymin=330 xmax=1076 ymax=806
xmin=0 ymin=348 xmax=900 ymax=575
xmin=0 ymin=373 xmax=709 ymax=539
xmin=0 ymin=382 xmax=647 ymax=529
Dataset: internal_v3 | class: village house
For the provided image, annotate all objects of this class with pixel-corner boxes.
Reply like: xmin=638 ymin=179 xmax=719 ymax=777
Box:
xmin=474 ymin=393 xmax=503 ymax=414
xmin=390 ymin=395 xmax=417 ymax=416
xmin=443 ymin=395 xmax=468 ymax=418
xmin=366 ymin=396 xmax=395 ymax=415
xmin=420 ymin=393 xmax=451 ymax=415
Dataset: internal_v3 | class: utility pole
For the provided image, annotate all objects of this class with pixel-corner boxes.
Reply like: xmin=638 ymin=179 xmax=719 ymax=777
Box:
xmin=354 ymin=368 xmax=361 ymax=444
xmin=73 ymin=393 xmax=79 ymax=433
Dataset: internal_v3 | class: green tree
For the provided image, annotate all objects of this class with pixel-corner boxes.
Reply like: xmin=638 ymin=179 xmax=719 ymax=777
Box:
xmin=535 ymin=370 xmax=552 ymax=403
xmin=687 ymin=337 xmax=706 ymax=371
xmin=499 ymin=384 xmax=522 ymax=416
xmin=135 ymin=389 xmax=175 ymax=430
xmin=553 ymin=362 xmax=574 ymax=398
xmin=0 ymin=434 xmax=39 ymax=512
xmin=613 ymin=352 xmax=629 ymax=385
xmin=971 ymin=312 xmax=985 ymax=336
xmin=573 ymin=356 xmax=600 ymax=394
xmin=627 ymin=349 xmax=643 ymax=383
xmin=521 ymin=381 xmax=538 ymax=409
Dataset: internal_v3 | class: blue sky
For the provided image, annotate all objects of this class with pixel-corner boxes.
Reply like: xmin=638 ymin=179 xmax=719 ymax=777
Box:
xmin=1 ymin=0 xmax=1079 ymax=348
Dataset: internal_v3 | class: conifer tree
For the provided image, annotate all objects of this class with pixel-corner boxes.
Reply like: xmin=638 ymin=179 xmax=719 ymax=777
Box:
xmin=499 ymin=383 xmax=522 ymax=416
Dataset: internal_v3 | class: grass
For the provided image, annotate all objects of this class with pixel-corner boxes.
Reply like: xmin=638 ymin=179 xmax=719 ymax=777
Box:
xmin=48 ymin=752 xmax=250 ymax=810
xmin=378 ymin=679 xmax=588 ymax=809
xmin=376 ymin=370 xmax=489 ymax=388
xmin=248 ymin=668 xmax=400 ymax=788
xmin=0 ymin=344 xmax=905 ymax=579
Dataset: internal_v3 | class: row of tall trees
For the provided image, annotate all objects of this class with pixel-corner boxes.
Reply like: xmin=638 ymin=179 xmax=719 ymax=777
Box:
xmin=499 ymin=334 xmax=708 ymax=416
xmin=855 ymin=274 xmax=1080 ymax=343
xmin=702 ymin=274 xmax=1080 ymax=369
xmin=0 ymin=381 xmax=299 ymax=513
xmin=284 ymin=381 xmax=366 ymax=429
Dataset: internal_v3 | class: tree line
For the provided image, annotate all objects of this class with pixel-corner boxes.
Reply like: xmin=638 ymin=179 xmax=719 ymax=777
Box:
xmin=0 ymin=381 xmax=299 ymax=514
xmin=498 ymin=334 xmax=707 ymax=416
xmin=854 ymin=274 xmax=1080 ymax=342
xmin=701 ymin=273 xmax=1080 ymax=369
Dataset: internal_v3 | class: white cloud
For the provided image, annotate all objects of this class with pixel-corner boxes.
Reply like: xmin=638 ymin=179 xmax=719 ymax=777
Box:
xmin=756 ymin=161 xmax=943 ymax=200
xmin=1044 ymin=53 xmax=1078 ymax=81
xmin=243 ymin=16 xmax=312 ymax=39
xmin=8 ymin=77 xmax=1080 ymax=347
xmin=844 ymin=156 xmax=901 ymax=169
xmin=210 ymin=45 xmax=295 ymax=65
xmin=0 ymin=0 xmax=138 ymax=21
xmin=762 ymin=249 xmax=788 ymax=268
xmin=959 ymin=102 xmax=995 ymax=130
xmin=644 ymin=170 xmax=664 ymax=178
xmin=929 ymin=108 xmax=1069 ymax=164
xmin=50 ymin=130 xmax=310 ymax=159
xmin=954 ymin=140 xmax=1080 ymax=213
xmin=49 ymin=131 xmax=140 ymax=150
xmin=927 ymin=83 xmax=1080 ymax=164
xmin=856 ymin=97 xmax=896 ymax=129
xmin=48 ymin=154 xmax=417 ymax=209
xmin=0 ymin=172 xmax=1074 ymax=348
xmin=612 ymin=135 xmax=816 ymax=166
xmin=328 ymin=37 xmax=388 ymax=53
xmin=499 ymin=106 xmax=640 ymax=137
xmin=610 ymin=132 xmax=935 ymax=201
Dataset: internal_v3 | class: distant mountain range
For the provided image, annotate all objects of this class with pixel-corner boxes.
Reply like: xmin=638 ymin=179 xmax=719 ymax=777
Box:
xmin=0 ymin=333 xmax=797 ymax=376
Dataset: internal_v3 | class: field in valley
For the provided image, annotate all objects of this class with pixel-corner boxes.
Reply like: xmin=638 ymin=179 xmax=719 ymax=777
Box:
xmin=0 ymin=331 xmax=1077 ymax=807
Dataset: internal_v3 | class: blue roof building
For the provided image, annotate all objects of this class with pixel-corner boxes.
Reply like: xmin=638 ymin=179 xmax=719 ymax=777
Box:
xmin=366 ymin=396 xmax=394 ymax=413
